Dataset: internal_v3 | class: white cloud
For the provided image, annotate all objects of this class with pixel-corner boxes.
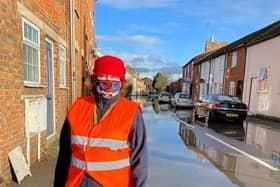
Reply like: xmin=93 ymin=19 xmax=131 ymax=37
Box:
xmin=94 ymin=51 xmax=181 ymax=79
xmin=120 ymin=53 xmax=182 ymax=79
xmin=97 ymin=34 xmax=163 ymax=46
xmin=121 ymin=22 xmax=184 ymax=35
xmin=97 ymin=0 xmax=181 ymax=9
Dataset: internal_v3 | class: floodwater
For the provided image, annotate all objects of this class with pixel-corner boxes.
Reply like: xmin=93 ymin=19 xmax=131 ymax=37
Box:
xmin=139 ymin=99 xmax=280 ymax=187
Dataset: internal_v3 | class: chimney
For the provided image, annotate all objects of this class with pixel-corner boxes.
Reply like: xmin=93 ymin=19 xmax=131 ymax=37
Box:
xmin=205 ymin=36 xmax=227 ymax=52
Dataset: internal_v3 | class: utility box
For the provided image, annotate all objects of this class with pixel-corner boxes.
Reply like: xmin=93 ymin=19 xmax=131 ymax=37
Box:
xmin=24 ymin=96 xmax=47 ymax=135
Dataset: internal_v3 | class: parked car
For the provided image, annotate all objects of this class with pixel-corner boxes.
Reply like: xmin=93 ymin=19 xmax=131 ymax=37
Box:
xmin=194 ymin=94 xmax=248 ymax=123
xmin=171 ymin=92 xmax=193 ymax=108
xmin=158 ymin=92 xmax=171 ymax=103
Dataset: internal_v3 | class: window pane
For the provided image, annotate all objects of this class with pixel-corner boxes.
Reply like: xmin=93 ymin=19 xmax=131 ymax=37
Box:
xmin=32 ymin=29 xmax=38 ymax=43
xmin=27 ymin=64 xmax=32 ymax=81
xmin=23 ymin=45 xmax=28 ymax=63
xmin=27 ymin=46 xmax=32 ymax=64
xmin=34 ymin=66 xmax=39 ymax=81
xmin=32 ymin=48 xmax=38 ymax=66
xmin=23 ymin=22 xmax=39 ymax=44
xmin=24 ymin=64 xmax=28 ymax=80
xmin=24 ymin=23 xmax=28 ymax=38
xmin=28 ymin=25 xmax=32 ymax=41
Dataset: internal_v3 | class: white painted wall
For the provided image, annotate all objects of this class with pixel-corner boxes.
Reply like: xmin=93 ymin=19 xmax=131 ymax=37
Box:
xmin=200 ymin=61 xmax=209 ymax=83
xmin=209 ymin=55 xmax=225 ymax=94
xmin=243 ymin=36 xmax=280 ymax=117
xmin=199 ymin=61 xmax=209 ymax=99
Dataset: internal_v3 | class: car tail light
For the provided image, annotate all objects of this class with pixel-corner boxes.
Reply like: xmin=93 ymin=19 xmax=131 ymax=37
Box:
xmin=214 ymin=103 xmax=221 ymax=109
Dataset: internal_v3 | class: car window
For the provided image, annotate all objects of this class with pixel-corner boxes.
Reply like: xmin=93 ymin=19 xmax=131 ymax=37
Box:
xmin=207 ymin=95 xmax=214 ymax=102
xmin=216 ymin=95 xmax=234 ymax=102
xmin=160 ymin=92 xmax=170 ymax=97
xmin=231 ymin=96 xmax=242 ymax=102
xmin=201 ymin=95 xmax=208 ymax=102
xmin=179 ymin=93 xmax=187 ymax=98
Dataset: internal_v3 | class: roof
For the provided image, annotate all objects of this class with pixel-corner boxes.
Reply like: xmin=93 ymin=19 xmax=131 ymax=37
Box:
xmin=200 ymin=19 xmax=280 ymax=63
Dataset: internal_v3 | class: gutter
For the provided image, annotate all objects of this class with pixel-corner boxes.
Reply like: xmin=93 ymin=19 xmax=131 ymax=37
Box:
xmin=70 ymin=0 xmax=76 ymax=102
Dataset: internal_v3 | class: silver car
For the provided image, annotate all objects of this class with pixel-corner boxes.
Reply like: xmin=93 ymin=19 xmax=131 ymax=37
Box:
xmin=171 ymin=92 xmax=193 ymax=108
xmin=158 ymin=92 xmax=171 ymax=103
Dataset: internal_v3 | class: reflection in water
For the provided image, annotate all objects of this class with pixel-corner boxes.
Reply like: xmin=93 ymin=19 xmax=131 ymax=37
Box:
xmin=174 ymin=108 xmax=193 ymax=124
xmin=179 ymin=123 xmax=280 ymax=187
xmin=207 ymin=122 xmax=246 ymax=142
xmin=132 ymin=97 xmax=280 ymax=186
xmin=152 ymin=102 xmax=161 ymax=113
xmin=152 ymin=102 xmax=171 ymax=114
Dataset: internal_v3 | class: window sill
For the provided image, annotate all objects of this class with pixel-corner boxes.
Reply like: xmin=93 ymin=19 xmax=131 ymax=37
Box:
xmin=59 ymin=86 xmax=69 ymax=90
xmin=24 ymin=84 xmax=47 ymax=88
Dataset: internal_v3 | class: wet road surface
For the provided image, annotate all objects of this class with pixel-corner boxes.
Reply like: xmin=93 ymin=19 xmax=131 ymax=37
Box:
xmin=7 ymin=98 xmax=280 ymax=187
xmin=145 ymin=101 xmax=280 ymax=187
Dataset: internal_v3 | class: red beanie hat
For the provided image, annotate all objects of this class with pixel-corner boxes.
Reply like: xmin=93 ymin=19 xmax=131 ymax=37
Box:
xmin=92 ymin=55 xmax=126 ymax=81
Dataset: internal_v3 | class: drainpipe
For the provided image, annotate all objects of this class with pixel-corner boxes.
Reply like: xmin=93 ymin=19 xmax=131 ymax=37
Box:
xmin=70 ymin=0 xmax=76 ymax=102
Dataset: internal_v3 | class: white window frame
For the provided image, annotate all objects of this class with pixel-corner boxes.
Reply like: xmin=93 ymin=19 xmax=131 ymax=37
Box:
xmin=59 ymin=45 xmax=67 ymax=88
xmin=229 ymin=81 xmax=235 ymax=95
xmin=22 ymin=17 xmax=40 ymax=85
xmin=231 ymin=51 xmax=237 ymax=68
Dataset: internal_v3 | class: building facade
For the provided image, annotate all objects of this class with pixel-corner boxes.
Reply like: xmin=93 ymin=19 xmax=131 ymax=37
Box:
xmin=0 ymin=0 xmax=96 ymax=185
xmin=191 ymin=20 xmax=280 ymax=119
xmin=243 ymin=36 xmax=280 ymax=118
xmin=182 ymin=62 xmax=193 ymax=96
xmin=208 ymin=55 xmax=226 ymax=95
xmin=224 ymin=48 xmax=246 ymax=99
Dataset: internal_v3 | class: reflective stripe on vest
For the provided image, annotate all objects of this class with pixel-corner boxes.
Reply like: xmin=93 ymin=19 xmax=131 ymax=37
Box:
xmin=71 ymin=135 xmax=129 ymax=150
xmin=71 ymin=156 xmax=130 ymax=171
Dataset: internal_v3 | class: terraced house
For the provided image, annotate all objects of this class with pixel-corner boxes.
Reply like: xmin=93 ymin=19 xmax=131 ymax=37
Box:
xmin=188 ymin=20 xmax=280 ymax=120
xmin=0 ymin=0 xmax=96 ymax=185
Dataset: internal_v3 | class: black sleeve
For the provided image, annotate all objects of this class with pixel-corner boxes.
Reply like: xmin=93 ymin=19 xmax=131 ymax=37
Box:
xmin=54 ymin=118 xmax=72 ymax=187
xmin=130 ymin=111 xmax=148 ymax=187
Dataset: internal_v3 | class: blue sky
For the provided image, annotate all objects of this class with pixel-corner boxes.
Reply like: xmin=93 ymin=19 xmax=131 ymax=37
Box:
xmin=95 ymin=0 xmax=280 ymax=80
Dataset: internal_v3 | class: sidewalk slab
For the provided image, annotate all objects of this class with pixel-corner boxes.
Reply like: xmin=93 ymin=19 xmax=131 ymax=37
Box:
xmin=6 ymin=137 xmax=59 ymax=187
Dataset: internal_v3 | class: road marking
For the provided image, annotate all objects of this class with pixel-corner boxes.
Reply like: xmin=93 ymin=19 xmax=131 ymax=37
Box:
xmin=205 ymin=133 xmax=279 ymax=171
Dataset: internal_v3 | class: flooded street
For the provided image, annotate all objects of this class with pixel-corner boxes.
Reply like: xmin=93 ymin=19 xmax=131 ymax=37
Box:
xmin=140 ymin=98 xmax=280 ymax=187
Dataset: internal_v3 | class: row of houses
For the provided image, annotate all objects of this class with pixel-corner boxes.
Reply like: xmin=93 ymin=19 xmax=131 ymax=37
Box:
xmin=0 ymin=0 xmax=98 ymax=185
xmin=182 ymin=20 xmax=280 ymax=120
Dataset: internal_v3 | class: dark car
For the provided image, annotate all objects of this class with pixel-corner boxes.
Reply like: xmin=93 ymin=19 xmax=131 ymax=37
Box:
xmin=194 ymin=94 xmax=248 ymax=123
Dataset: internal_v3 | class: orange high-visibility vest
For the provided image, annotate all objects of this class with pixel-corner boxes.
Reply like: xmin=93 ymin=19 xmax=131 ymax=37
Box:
xmin=65 ymin=96 xmax=140 ymax=187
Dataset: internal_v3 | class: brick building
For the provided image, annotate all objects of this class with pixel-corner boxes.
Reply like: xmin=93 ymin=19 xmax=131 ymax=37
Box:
xmin=224 ymin=48 xmax=246 ymax=99
xmin=0 ymin=0 xmax=96 ymax=185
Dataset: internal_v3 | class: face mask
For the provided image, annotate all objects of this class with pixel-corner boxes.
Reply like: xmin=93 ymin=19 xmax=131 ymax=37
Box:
xmin=95 ymin=79 xmax=121 ymax=99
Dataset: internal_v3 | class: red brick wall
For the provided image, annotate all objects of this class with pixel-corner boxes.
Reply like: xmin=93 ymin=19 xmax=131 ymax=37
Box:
xmin=224 ymin=48 xmax=246 ymax=99
xmin=0 ymin=0 xmax=25 ymax=183
xmin=74 ymin=0 xmax=96 ymax=97
xmin=0 ymin=0 xmax=96 ymax=184
xmin=0 ymin=0 xmax=73 ymax=184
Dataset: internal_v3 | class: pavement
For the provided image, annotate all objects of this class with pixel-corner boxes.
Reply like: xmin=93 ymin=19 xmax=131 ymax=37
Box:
xmin=246 ymin=115 xmax=280 ymax=130
xmin=6 ymin=137 xmax=59 ymax=187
